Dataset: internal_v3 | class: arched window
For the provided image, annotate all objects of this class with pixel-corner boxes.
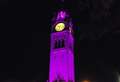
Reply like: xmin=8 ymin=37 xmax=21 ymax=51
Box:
xmin=58 ymin=40 xmax=61 ymax=48
xmin=54 ymin=39 xmax=65 ymax=49
xmin=54 ymin=40 xmax=58 ymax=49
xmin=61 ymin=39 xmax=64 ymax=48
xmin=54 ymin=40 xmax=61 ymax=48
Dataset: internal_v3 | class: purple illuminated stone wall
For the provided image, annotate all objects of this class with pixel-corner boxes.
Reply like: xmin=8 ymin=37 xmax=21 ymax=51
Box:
xmin=49 ymin=11 xmax=75 ymax=82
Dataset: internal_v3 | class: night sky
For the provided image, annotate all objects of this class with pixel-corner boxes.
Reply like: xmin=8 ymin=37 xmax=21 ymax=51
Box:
xmin=1 ymin=0 xmax=120 ymax=82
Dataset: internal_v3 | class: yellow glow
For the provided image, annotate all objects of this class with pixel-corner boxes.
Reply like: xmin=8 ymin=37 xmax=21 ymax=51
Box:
xmin=82 ymin=80 xmax=90 ymax=82
xmin=55 ymin=23 xmax=65 ymax=31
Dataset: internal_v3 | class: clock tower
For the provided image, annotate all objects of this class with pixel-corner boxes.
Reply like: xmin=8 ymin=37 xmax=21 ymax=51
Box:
xmin=49 ymin=10 xmax=75 ymax=82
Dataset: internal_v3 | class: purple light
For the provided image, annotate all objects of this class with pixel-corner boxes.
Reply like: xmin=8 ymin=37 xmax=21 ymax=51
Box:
xmin=49 ymin=31 xmax=75 ymax=82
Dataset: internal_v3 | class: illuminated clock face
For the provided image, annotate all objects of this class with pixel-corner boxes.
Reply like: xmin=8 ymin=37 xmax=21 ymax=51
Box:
xmin=55 ymin=23 xmax=65 ymax=31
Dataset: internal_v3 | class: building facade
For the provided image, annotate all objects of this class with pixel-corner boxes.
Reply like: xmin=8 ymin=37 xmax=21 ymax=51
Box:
xmin=49 ymin=10 xmax=75 ymax=82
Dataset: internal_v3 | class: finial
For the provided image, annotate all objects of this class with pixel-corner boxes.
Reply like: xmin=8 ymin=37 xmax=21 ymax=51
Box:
xmin=57 ymin=11 xmax=66 ymax=20
xmin=57 ymin=10 xmax=68 ymax=20
xmin=60 ymin=11 xmax=65 ymax=18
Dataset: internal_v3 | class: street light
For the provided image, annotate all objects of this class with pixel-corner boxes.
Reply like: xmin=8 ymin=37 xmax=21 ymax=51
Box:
xmin=82 ymin=80 xmax=90 ymax=82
